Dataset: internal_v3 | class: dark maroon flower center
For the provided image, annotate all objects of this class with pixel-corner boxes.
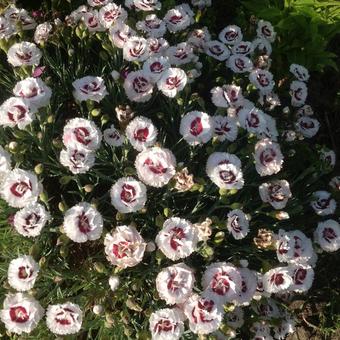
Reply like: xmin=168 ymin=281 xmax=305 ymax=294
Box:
xmin=120 ymin=184 xmax=136 ymax=204
xmin=190 ymin=117 xmax=203 ymax=136
xmin=78 ymin=211 xmax=92 ymax=234
xmin=112 ymin=241 xmax=130 ymax=258
xmin=169 ymin=227 xmax=185 ymax=250
xmin=134 ymin=127 xmax=149 ymax=142
xmin=10 ymin=306 xmax=29 ymax=323
xmin=144 ymin=158 xmax=167 ymax=174
xmin=211 ymin=272 xmax=230 ymax=295
xmin=10 ymin=181 xmax=32 ymax=198
xmin=154 ymin=318 xmax=176 ymax=333
xmin=74 ymin=127 xmax=91 ymax=146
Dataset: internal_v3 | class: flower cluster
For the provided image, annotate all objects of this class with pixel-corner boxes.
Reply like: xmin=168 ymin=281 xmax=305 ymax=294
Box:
xmin=0 ymin=1 xmax=339 ymax=339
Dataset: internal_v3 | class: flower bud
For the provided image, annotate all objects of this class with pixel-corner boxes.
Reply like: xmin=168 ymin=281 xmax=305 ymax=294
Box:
xmin=109 ymin=275 xmax=120 ymax=292
xmin=84 ymin=184 xmax=94 ymax=193
xmin=34 ymin=163 xmax=44 ymax=175
xmin=93 ymin=305 xmax=103 ymax=315
xmin=94 ymin=262 xmax=106 ymax=273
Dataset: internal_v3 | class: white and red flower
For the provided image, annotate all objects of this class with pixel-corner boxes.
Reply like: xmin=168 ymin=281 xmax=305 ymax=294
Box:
xmin=211 ymin=84 xmax=244 ymax=108
xmin=133 ymin=0 xmax=162 ymax=11
xmin=109 ymin=22 xmax=136 ymax=48
xmin=135 ymin=147 xmax=176 ymax=187
xmin=126 ymin=116 xmax=158 ymax=151
xmin=60 ymin=148 xmax=96 ymax=174
xmin=290 ymin=64 xmax=310 ymax=82
xmin=219 ymin=25 xmax=243 ymax=45
xmin=88 ymin=0 xmax=111 ymax=6
xmin=13 ymin=203 xmax=50 ymax=237
xmin=290 ymin=80 xmax=308 ymax=107
xmin=136 ymin=14 xmax=166 ymax=37
xmin=103 ymin=125 xmax=124 ymax=147
xmin=0 ymin=97 xmax=36 ymax=129
xmin=149 ymin=308 xmax=184 ymax=340
xmin=8 ymin=255 xmax=39 ymax=292
xmin=34 ymin=22 xmax=52 ymax=44
xmin=311 ymin=191 xmax=336 ymax=216
xmin=157 ymin=67 xmax=187 ymax=98
xmin=314 ymin=219 xmax=340 ymax=252
xmin=83 ymin=10 xmax=106 ymax=32
xmin=249 ymin=69 xmax=275 ymax=94
xmin=213 ymin=115 xmax=238 ymax=142
xmin=296 ymin=116 xmax=320 ymax=138
xmin=0 ymin=169 xmax=41 ymax=208
xmin=202 ymin=262 xmax=242 ymax=304
xmin=226 ymin=209 xmax=249 ymax=240
xmin=143 ymin=56 xmax=170 ymax=82
xmin=123 ymin=36 xmax=149 ymax=62
xmin=156 ymin=263 xmax=195 ymax=305
xmin=262 ymin=267 xmax=293 ymax=294
xmin=63 ymin=118 xmax=102 ymax=151
xmin=0 ymin=293 xmax=44 ymax=334
xmin=98 ymin=3 xmax=127 ymax=29
xmin=232 ymin=41 xmax=253 ymax=55
xmin=227 ymin=55 xmax=253 ymax=73
xmin=46 ymin=302 xmax=82 ymax=335
xmin=110 ymin=177 xmax=147 ymax=213
xmin=166 ymin=42 xmax=195 ymax=66
xmin=234 ymin=268 xmax=257 ymax=305
xmin=205 ymin=40 xmax=230 ymax=61
xmin=124 ymin=70 xmax=154 ymax=102
xmin=104 ymin=225 xmax=146 ymax=268
xmin=156 ymin=217 xmax=198 ymax=261
xmin=147 ymin=37 xmax=169 ymax=56
xmin=13 ymin=77 xmax=52 ymax=109
xmin=180 ymin=111 xmax=213 ymax=145
xmin=164 ymin=5 xmax=194 ymax=33
xmin=206 ymin=152 xmax=244 ymax=190
xmin=7 ymin=42 xmax=42 ymax=67
xmin=259 ymin=180 xmax=292 ymax=209
xmin=254 ymin=139 xmax=284 ymax=176
xmin=72 ymin=76 xmax=108 ymax=103
xmin=183 ymin=294 xmax=223 ymax=334
xmin=256 ymin=20 xmax=276 ymax=43
xmin=288 ymin=264 xmax=314 ymax=293
xmin=63 ymin=202 xmax=103 ymax=243
xmin=238 ymin=107 xmax=267 ymax=134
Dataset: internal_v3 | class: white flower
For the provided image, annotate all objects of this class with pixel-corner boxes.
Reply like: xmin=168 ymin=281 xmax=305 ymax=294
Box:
xmin=109 ymin=22 xmax=135 ymax=48
xmin=126 ymin=116 xmax=158 ymax=151
xmin=262 ymin=267 xmax=293 ymax=294
xmin=166 ymin=42 xmax=195 ymax=66
xmin=149 ymin=308 xmax=184 ymax=340
xmin=133 ymin=0 xmax=162 ymax=11
xmin=254 ymin=139 xmax=284 ymax=176
xmin=213 ymin=115 xmax=238 ymax=142
xmin=103 ymin=125 xmax=124 ymax=147
xmin=108 ymin=275 xmax=120 ymax=291
xmin=227 ymin=55 xmax=253 ymax=73
xmin=60 ymin=148 xmax=96 ymax=174
xmin=136 ymin=14 xmax=166 ymax=38
xmin=314 ymin=219 xmax=340 ymax=252
xmin=99 ymin=3 xmax=127 ymax=28
xmin=288 ymin=264 xmax=314 ymax=293
xmin=164 ymin=5 xmax=194 ymax=33
xmin=156 ymin=217 xmax=198 ymax=261
xmin=0 ymin=97 xmax=36 ymax=129
xmin=259 ymin=113 xmax=279 ymax=141
xmin=290 ymin=80 xmax=308 ymax=107
xmin=320 ymin=149 xmax=336 ymax=168
xmin=205 ymin=40 xmax=230 ymax=61
xmin=256 ymin=20 xmax=276 ymax=42
xmin=13 ymin=77 xmax=52 ymax=109
xmin=219 ymin=25 xmax=243 ymax=45
xmin=92 ymin=305 xmax=103 ymax=315
xmin=0 ymin=293 xmax=44 ymax=334
xmin=157 ymin=68 xmax=187 ymax=98
xmin=184 ymin=294 xmax=223 ymax=334
xmin=206 ymin=152 xmax=244 ymax=190
xmin=249 ymin=69 xmax=275 ymax=94
xmin=290 ymin=64 xmax=310 ymax=82
xmin=202 ymin=262 xmax=242 ymax=304
xmin=191 ymin=0 xmax=212 ymax=9
xmin=13 ymin=203 xmax=50 ymax=238
xmin=211 ymin=84 xmax=244 ymax=108
xmin=7 ymin=42 xmax=42 ymax=67
xmin=296 ymin=104 xmax=314 ymax=117
xmin=238 ymin=107 xmax=267 ymax=134
xmin=34 ymin=22 xmax=52 ymax=44
xmin=124 ymin=70 xmax=154 ymax=103
xmin=329 ymin=176 xmax=340 ymax=191
xmin=110 ymin=70 xmax=120 ymax=80
xmin=83 ymin=10 xmax=106 ymax=32
xmin=0 ymin=146 xmax=11 ymax=181
xmin=188 ymin=27 xmax=211 ymax=51
xmin=296 ymin=116 xmax=320 ymax=138
xmin=135 ymin=147 xmax=176 ymax=187
xmin=311 ymin=191 xmax=336 ymax=216
xmin=180 ymin=111 xmax=213 ymax=145
xmin=234 ymin=268 xmax=257 ymax=305
xmin=104 ymin=225 xmax=146 ymax=268
xmin=143 ymin=56 xmax=170 ymax=82
xmin=63 ymin=202 xmax=103 ymax=243
xmin=226 ymin=209 xmax=249 ymax=240
xmin=156 ymin=263 xmax=195 ymax=305
xmin=123 ymin=36 xmax=149 ymax=62
xmin=63 ymin=118 xmax=102 ymax=151
xmin=259 ymin=180 xmax=292 ymax=209
xmin=148 ymin=37 xmax=169 ymax=55
xmin=72 ymin=76 xmax=108 ymax=103
xmin=0 ymin=169 xmax=41 ymax=208
xmin=276 ymin=229 xmax=316 ymax=265
xmin=110 ymin=177 xmax=147 ymax=213
xmin=8 ymin=255 xmax=39 ymax=292
xmin=232 ymin=41 xmax=254 ymax=55
xmin=46 ymin=302 xmax=82 ymax=335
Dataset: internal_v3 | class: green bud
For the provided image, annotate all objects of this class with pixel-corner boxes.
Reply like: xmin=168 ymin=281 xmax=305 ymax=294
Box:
xmin=59 ymin=176 xmax=72 ymax=185
xmin=47 ymin=115 xmax=54 ymax=123
xmin=116 ymin=212 xmax=125 ymax=221
xmin=38 ymin=256 xmax=46 ymax=268
xmin=214 ymin=231 xmax=225 ymax=244
xmin=58 ymin=201 xmax=66 ymax=212
xmin=84 ymin=184 xmax=94 ymax=193
xmin=201 ymin=245 xmax=214 ymax=258
xmin=34 ymin=163 xmax=44 ymax=175
xmin=101 ymin=114 xmax=110 ymax=126
xmin=155 ymin=215 xmax=164 ymax=227
xmin=126 ymin=298 xmax=143 ymax=312
xmin=99 ymin=50 xmax=109 ymax=61
xmin=39 ymin=191 xmax=48 ymax=203
xmin=91 ymin=108 xmax=101 ymax=117
xmin=29 ymin=244 xmax=40 ymax=258
xmin=94 ymin=262 xmax=106 ymax=273
xmin=163 ymin=208 xmax=172 ymax=217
